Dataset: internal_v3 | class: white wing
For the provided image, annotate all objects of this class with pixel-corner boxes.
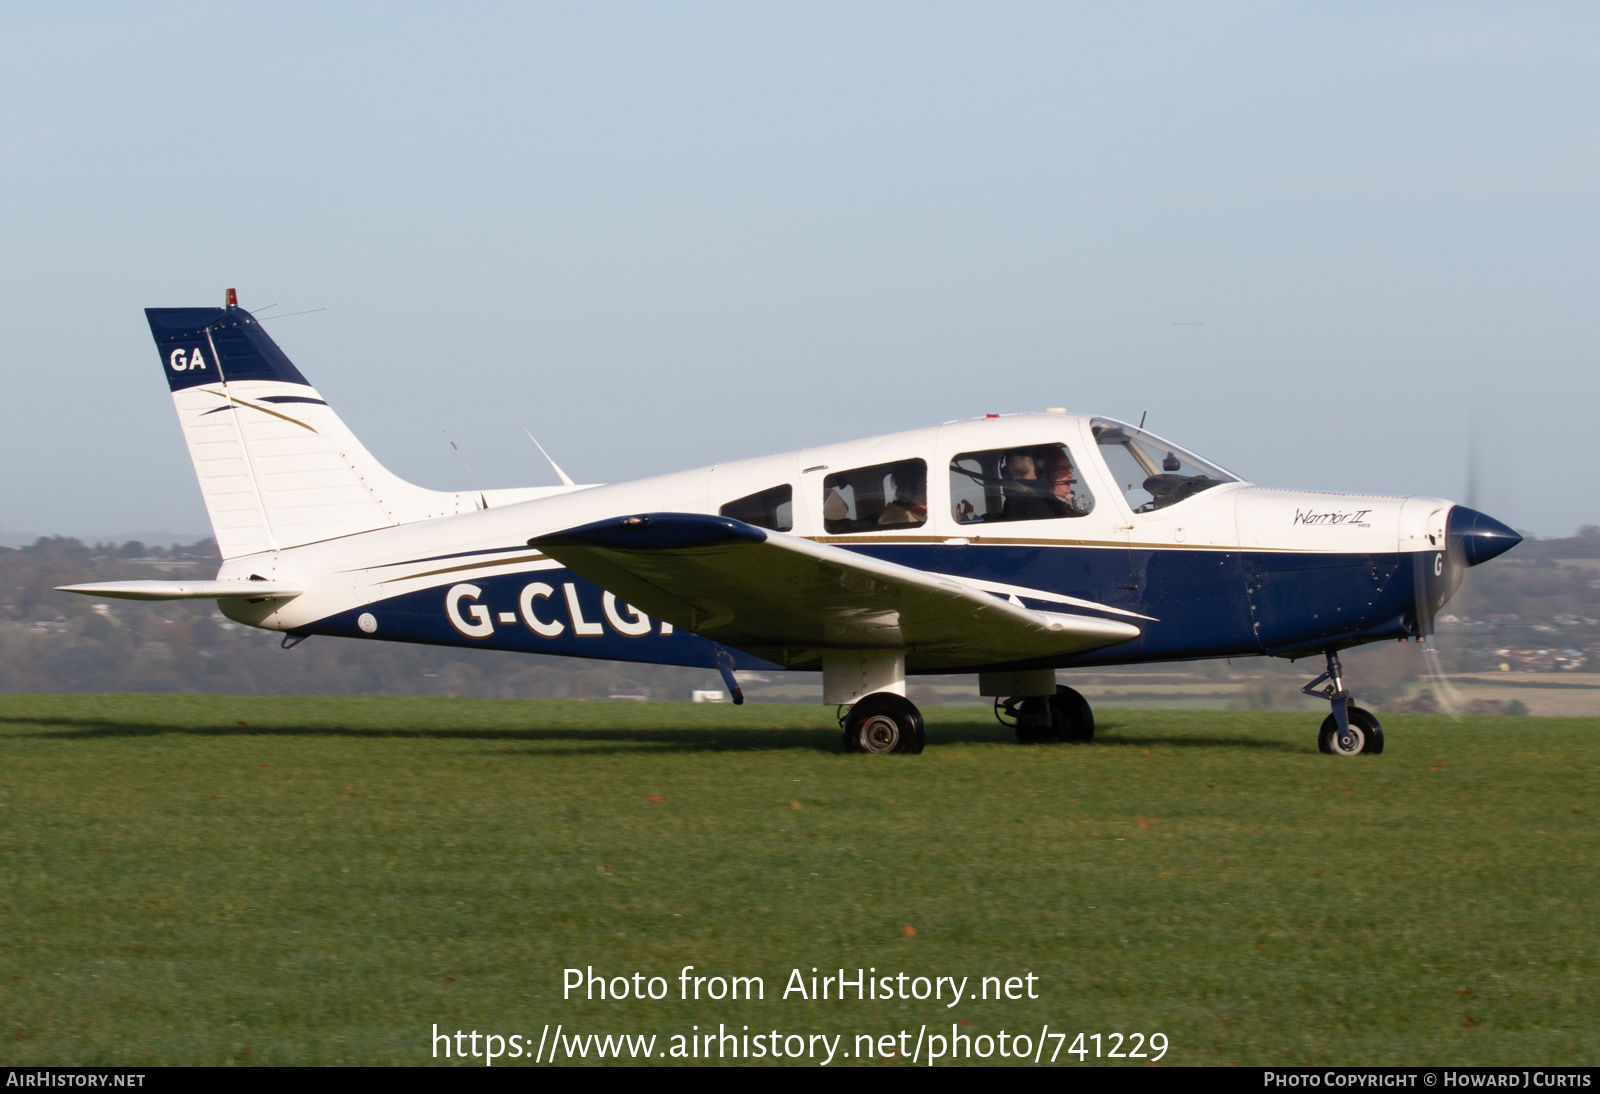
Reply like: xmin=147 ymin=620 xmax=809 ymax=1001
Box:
xmin=530 ymin=513 xmax=1138 ymax=671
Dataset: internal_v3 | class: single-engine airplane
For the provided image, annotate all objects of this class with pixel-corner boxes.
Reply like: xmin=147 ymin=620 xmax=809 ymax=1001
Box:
xmin=60 ymin=292 xmax=1521 ymax=757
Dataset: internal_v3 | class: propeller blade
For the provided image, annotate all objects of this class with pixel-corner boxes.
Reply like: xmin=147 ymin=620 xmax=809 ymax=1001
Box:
xmin=1418 ymin=645 xmax=1464 ymax=722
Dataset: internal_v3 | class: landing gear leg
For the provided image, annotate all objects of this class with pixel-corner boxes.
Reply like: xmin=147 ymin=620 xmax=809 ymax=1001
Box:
xmin=1302 ymin=650 xmax=1385 ymax=756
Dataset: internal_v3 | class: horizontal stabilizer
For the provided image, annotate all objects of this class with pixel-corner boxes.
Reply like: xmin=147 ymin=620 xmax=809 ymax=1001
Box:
xmin=55 ymin=580 xmax=304 ymax=601
xmin=530 ymin=512 xmax=1139 ymax=671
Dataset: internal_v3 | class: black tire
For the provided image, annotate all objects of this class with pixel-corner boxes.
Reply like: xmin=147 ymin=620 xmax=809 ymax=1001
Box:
xmin=1317 ymin=706 xmax=1384 ymax=756
xmin=1352 ymin=707 xmax=1384 ymax=755
xmin=1051 ymin=685 xmax=1095 ymax=743
xmin=1012 ymin=686 xmax=1094 ymax=744
xmin=842 ymin=692 xmax=925 ymax=755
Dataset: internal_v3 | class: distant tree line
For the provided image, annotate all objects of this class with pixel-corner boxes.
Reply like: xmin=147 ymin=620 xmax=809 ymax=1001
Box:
xmin=2 ymin=532 xmax=1595 ymax=700
xmin=1 ymin=537 xmax=723 ymax=699
xmin=1519 ymin=525 xmax=1600 ymax=559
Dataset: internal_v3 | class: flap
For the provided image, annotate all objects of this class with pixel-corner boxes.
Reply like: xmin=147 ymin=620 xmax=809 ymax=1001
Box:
xmin=530 ymin=513 xmax=1139 ymax=671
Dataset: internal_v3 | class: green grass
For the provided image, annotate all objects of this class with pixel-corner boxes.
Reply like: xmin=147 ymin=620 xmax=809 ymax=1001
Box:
xmin=0 ymin=695 xmax=1595 ymax=1067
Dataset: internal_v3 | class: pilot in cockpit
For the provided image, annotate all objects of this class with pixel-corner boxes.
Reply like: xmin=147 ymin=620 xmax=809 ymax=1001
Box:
xmin=1041 ymin=450 xmax=1079 ymax=512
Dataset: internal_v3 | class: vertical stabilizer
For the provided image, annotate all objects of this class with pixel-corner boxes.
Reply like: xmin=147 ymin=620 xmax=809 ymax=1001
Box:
xmin=147 ymin=299 xmax=515 ymax=559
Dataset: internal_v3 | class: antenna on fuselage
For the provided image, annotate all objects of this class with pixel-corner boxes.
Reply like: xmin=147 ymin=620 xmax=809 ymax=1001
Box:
xmin=1138 ymin=410 xmax=1147 ymax=430
xmin=444 ymin=432 xmax=489 ymax=510
xmin=525 ymin=429 xmax=576 ymax=488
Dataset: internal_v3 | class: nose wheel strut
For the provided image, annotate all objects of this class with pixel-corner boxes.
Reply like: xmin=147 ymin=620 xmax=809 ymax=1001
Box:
xmin=1302 ymin=650 xmax=1384 ymax=756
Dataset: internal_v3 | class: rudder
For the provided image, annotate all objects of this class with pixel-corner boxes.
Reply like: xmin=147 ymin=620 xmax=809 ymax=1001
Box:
xmin=147 ymin=294 xmax=516 ymax=560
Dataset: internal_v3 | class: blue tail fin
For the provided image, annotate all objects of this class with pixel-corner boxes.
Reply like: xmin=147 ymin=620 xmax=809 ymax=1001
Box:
xmin=146 ymin=305 xmax=311 ymax=391
xmin=144 ymin=292 xmax=573 ymax=559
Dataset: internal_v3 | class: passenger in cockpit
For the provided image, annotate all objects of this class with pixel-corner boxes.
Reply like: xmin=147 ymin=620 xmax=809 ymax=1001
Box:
xmin=878 ymin=465 xmax=928 ymax=526
xmin=1004 ymin=454 xmax=1038 ymax=505
xmin=999 ymin=450 xmax=1073 ymax=521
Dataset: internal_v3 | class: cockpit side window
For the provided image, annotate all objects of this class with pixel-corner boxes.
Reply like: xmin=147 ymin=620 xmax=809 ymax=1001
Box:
xmin=822 ymin=459 xmax=927 ymax=534
xmin=949 ymin=443 xmax=1094 ymax=524
xmin=1090 ymin=418 xmax=1238 ymax=513
xmin=719 ymin=484 xmax=793 ymax=532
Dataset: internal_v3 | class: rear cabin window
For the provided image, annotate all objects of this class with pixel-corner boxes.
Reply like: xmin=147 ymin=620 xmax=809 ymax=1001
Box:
xmin=949 ymin=443 xmax=1094 ymax=524
xmin=719 ymin=484 xmax=793 ymax=531
xmin=821 ymin=459 xmax=927 ymax=534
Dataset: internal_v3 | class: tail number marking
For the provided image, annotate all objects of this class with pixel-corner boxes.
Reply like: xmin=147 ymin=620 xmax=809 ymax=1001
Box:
xmin=518 ymin=582 xmax=565 ymax=637
xmin=169 ymin=347 xmax=208 ymax=372
xmin=446 ymin=584 xmax=494 ymax=638
xmin=563 ymin=584 xmax=604 ymax=636
xmin=449 ymin=581 xmax=667 ymax=639
xmin=603 ymin=592 xmax=652 ymax=636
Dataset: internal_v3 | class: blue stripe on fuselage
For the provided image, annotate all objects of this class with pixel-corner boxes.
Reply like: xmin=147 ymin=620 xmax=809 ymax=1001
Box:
xmin=306 ymin=571 xmax=780 ymax=671
xmin=845 ymin=542 xmax=1414 ymax=666
xmin=300 ymin=543 xmax=1419 ymax=671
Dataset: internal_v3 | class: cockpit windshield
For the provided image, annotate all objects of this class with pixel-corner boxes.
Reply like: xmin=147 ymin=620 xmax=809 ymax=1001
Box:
xmin=1090 ymin=418 xmax=1239 ymax=513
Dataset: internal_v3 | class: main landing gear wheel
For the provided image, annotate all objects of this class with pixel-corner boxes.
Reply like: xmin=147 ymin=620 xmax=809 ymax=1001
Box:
xmin=841 ymin=692 xmax=926 ymax=755
xmin=999 ymin=685 xmax=1095 ymax=744
xmin=1053 ymin=685 xmax=1095 ymax=743
xmin=1318 ymin=706 xmax=1385 ymax=756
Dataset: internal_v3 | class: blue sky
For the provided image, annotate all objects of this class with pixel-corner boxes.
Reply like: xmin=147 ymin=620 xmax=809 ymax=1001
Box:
xmin=3 ymin=2 xmax=1597 ymax=540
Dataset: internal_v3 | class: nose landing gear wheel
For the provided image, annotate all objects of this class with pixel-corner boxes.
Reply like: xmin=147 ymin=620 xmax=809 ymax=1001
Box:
xmin=841 ymin=692 xmax=926 ymax=754
xmin=1303 ymin=650 xmax=1385 ymax=758
xmin=1317 ymin=706 xmax=1384 ymax=756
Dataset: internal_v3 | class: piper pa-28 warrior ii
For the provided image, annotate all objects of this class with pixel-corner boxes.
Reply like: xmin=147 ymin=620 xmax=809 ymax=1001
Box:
xmin=61 ymin=292 xmax=1522 ymax=757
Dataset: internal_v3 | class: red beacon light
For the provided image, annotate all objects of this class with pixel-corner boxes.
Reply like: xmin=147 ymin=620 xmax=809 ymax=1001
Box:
xmin=225 ymin=288 xmax=237 ymax=308
xmin=985 ymin=413 xmax=1000 ymax=419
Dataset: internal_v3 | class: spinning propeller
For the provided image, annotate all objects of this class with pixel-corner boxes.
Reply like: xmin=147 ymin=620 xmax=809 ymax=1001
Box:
xmin=1409 ymin=425 xmax=1522 ymax=715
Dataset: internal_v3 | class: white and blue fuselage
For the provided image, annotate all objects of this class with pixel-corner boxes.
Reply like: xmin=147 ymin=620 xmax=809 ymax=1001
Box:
xmin=64 ymin=301 xmax=1522 ymax=719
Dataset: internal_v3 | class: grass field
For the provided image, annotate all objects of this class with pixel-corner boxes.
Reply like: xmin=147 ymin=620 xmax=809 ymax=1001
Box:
xmin=1 ymin=695 xmax=1595 ymax=1067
